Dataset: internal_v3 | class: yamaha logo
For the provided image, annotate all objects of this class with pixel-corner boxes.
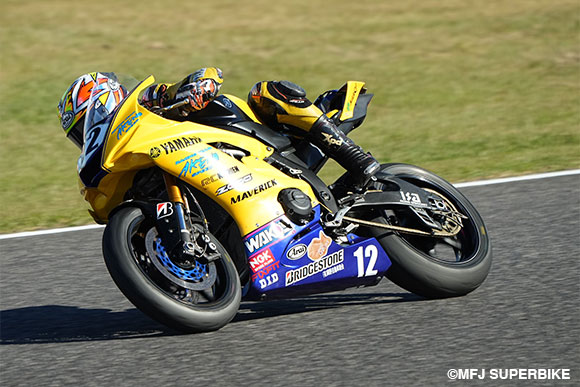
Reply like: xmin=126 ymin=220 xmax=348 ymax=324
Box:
xmin=149 ymin=146 xmax=161 ymax=159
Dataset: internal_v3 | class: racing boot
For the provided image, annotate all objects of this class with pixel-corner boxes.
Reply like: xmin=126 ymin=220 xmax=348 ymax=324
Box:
xmin=309 ymin=114 xmax=380 ymax=187
xmin=247 ymin=79 xmax=380 ymax=186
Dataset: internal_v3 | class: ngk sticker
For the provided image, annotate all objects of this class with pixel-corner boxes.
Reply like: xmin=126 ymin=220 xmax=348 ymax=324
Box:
xmin=249 ymin=249 xmax=275 ymax=273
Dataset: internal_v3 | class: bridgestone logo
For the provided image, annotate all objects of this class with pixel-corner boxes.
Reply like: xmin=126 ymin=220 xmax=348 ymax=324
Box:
xmin=285 ymin=250 xmax=344 ymax=286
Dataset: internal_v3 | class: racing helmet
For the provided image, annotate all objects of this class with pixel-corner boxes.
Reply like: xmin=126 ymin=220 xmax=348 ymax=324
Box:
xmin=57 ymin=72 xmax=127 ymax=148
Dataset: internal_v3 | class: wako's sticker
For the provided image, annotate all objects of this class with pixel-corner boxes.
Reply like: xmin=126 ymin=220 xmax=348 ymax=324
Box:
xmin=244 ymin=218 xmax=293 ymax=254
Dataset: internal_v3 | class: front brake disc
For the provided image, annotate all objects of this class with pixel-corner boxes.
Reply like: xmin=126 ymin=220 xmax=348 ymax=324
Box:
xmin=145 ymin=229 xmax=217 ymax=290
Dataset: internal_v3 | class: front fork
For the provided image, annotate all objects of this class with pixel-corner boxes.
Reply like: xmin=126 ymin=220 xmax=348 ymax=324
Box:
xmin=162 ymin=172 xmax=218 ymax=264
xmin=163 ymin=172 xmax=194 ymax=248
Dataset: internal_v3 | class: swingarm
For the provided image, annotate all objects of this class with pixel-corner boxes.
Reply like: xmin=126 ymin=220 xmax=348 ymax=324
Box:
xmin=326 ymin=174 xmax=468 ymax=237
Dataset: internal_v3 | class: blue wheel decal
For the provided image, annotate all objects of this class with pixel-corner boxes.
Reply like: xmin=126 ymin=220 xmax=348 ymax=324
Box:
xmin=154 ymin=238 xmax=207 ymax=281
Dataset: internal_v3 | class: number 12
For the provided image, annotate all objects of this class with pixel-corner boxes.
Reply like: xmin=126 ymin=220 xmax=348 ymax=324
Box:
xmin=354 ymin=245 xmax=379 ymax=278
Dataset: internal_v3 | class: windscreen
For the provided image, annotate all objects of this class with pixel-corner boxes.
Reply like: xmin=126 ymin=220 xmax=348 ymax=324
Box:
xmin=77 ymin=73 xmax=140 ymax=172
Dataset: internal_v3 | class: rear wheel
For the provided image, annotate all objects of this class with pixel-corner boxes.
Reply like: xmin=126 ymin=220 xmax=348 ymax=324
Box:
xmin=369 ymin=164 xmax=492 ymax=298
xmin=103 ymin=207 xmax=241 ymax=333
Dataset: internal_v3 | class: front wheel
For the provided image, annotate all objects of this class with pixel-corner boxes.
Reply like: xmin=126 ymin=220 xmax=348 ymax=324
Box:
xmin=102 ymin=207 xmax=241 ymax=333
xmin=370 ymin=164 xmax=492 ymax=298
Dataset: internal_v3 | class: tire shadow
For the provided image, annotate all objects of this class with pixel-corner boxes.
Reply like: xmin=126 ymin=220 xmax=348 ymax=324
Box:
xmin=0 ymin=292 xmax=423 ymax=344
xmin=0 ymin=305 xmax=171 ymax=344
xmin=234 ymin=292 xmax=423 ymax=322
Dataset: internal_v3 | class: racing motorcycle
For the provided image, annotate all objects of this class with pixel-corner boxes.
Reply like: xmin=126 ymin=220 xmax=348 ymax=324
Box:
xmin=77 ymin=75 xmax=492 ymax=333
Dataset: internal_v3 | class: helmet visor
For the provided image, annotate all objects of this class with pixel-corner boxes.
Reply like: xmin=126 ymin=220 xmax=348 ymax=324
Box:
xmin=66 ymin=116 xmax=85 ymax=148
xmin=83 ymin=72 xmax=128 ymax=136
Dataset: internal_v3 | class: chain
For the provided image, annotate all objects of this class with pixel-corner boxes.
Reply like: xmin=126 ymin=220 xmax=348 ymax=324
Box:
xmin=326 ymin=187 xmax=468 ymax=238
xmin=342 ymin=216 xmax=461 ymax=237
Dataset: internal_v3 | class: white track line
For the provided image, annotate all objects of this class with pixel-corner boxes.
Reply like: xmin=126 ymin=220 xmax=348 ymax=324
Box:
xmin=1 ymin=169 xmax=578 ymax=241
xmin=454 ymin=169 xmax=580 ymax=188
xmin=0 ymin=224 xmax=105 ymax=240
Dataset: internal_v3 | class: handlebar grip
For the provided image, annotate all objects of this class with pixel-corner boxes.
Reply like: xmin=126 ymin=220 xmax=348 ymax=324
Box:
xmin=150 ymin=99 xmax=190 ymax=114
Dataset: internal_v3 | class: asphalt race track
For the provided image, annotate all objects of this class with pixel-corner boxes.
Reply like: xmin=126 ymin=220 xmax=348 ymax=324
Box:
xmin=1 ymin=174 xmax=579 ymax=386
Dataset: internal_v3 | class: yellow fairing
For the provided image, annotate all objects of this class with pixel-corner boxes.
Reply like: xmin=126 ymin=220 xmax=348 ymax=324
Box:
xmin=82 ymin=76 xmax=317 ymax=235
xmin=223 ymin=93 xmax=261 ymax=123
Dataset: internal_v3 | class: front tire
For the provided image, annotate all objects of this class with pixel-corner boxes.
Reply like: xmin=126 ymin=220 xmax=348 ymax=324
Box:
xmin=370 ymin=164 xmax=492 ymax=298
xmin=103 ymin=207 xmax=241 ymax=333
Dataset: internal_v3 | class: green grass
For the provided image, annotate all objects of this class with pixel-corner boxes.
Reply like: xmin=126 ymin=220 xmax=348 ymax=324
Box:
xmin=1 ymin=0 xmax=578 ymax=232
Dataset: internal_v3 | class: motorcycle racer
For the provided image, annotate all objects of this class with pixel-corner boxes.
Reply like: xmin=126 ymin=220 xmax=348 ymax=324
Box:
xmin=58 ymin=68 xmax=379 ymax=185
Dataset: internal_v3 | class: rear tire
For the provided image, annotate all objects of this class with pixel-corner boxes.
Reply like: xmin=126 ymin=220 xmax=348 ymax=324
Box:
xmin=370 ymin=164 xmax=492 ymax=298
xmin=103 ymin=207 xmax=241 ymax=333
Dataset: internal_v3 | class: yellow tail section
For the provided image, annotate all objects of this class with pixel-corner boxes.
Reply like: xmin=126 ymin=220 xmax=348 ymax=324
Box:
xmin=339 ymin=81 xmax=366 ymax=121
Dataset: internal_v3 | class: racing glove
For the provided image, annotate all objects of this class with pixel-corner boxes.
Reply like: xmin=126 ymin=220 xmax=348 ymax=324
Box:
xmin=140 ymin=67 xmax=224 ymax=113
xmin=140 ymin=83 xmax=169 ymax=109
xmin=175 ymin=77 xmax=221 ymax=112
